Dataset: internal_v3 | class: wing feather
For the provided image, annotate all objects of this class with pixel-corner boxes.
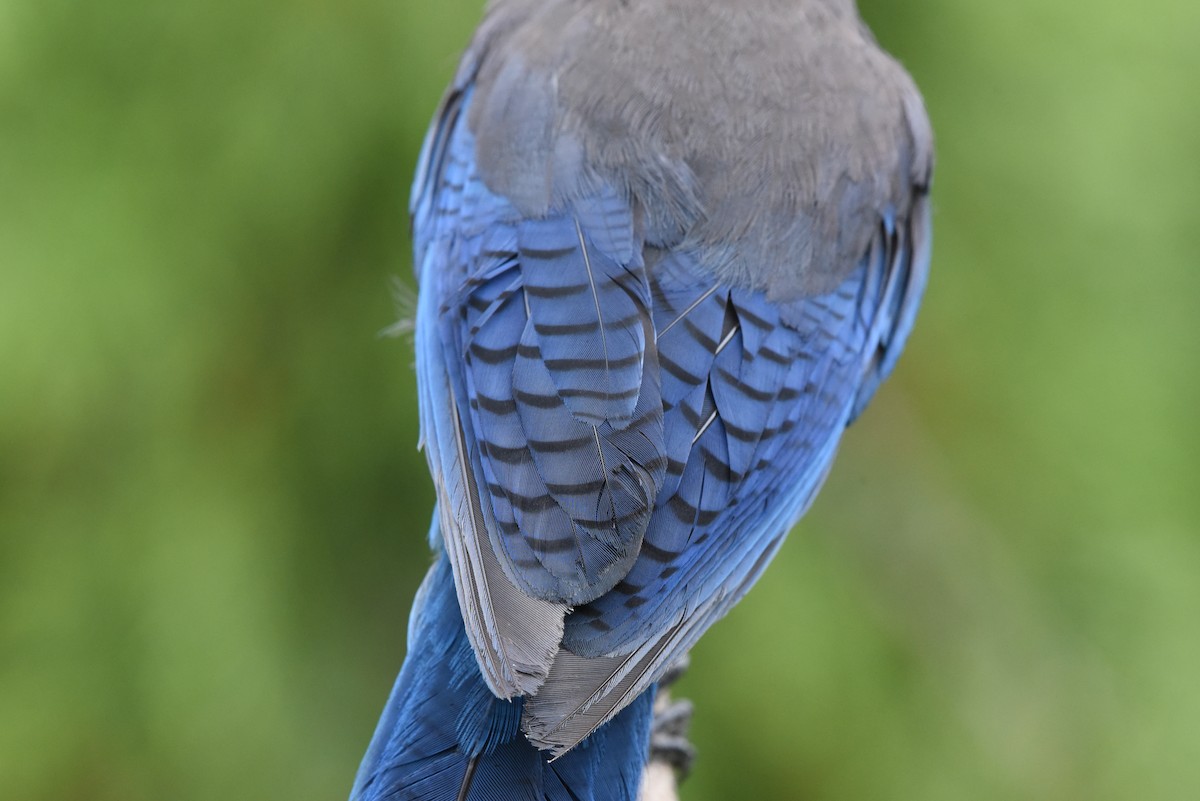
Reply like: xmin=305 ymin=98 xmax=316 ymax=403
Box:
xmin=532 ymin=210 xmax=929 ymax=746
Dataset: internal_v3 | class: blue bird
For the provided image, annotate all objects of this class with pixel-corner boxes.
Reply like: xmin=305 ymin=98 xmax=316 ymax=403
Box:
xmin=351 ymin=1 xmax=932 ymax=799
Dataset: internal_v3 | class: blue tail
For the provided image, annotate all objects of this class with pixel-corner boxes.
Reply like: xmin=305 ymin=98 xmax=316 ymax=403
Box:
xmin=350 ymin=554 xmax=655 ymax=801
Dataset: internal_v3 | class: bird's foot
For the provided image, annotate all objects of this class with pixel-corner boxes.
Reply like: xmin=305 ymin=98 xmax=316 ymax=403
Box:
xmin=650 ymin=654 xmax=696 ymax=779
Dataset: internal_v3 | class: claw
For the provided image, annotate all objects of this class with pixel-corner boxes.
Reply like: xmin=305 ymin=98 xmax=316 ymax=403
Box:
xmin=649 ymin=655 xmax=696 ymax=779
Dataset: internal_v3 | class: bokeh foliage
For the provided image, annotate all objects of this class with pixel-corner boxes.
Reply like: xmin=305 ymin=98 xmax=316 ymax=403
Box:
xmin=2 ymin=1 xmax=1198 ymax=799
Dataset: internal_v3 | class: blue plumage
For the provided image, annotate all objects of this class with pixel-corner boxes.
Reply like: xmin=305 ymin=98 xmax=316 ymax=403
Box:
xmin=352 ymin=552 xmax=654 ymax=801
xmin=518 ymin=212 xmax=650 ymax=426
xmin=355 ymin=0 xmax=932 ymax=796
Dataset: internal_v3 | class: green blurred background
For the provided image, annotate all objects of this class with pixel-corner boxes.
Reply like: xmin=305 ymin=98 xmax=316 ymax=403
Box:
xmin=3 ymin=1 xmax=1198 ymax=799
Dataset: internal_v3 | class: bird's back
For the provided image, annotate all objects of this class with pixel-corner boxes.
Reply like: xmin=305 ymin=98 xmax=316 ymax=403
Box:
xmin=465 ymin=0 xmax=932 ymax=296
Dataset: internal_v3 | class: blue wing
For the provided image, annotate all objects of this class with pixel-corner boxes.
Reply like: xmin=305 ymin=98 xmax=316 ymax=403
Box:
xmin=523 ymin=204 xmax=930 ymax=754
xmin=521 ymin=224 xmax=931 ymax=751
xmin=412 ymin=80 xmax=930 ymax=748
xmin=411 ymin=85 xmax=668 ymax=699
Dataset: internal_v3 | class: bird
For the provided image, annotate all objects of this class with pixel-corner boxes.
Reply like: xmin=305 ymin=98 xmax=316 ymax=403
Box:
xmin=350 ymin=1 xmax=932 ymax=799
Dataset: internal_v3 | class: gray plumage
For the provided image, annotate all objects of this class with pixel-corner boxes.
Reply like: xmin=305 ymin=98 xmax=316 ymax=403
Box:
xmin=461 ymin=0 xmax=932 ymax=298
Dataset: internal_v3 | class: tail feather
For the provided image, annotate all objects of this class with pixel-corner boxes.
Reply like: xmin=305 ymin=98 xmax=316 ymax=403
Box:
xmin=351 ymin=554 xmax=654 ymax=801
